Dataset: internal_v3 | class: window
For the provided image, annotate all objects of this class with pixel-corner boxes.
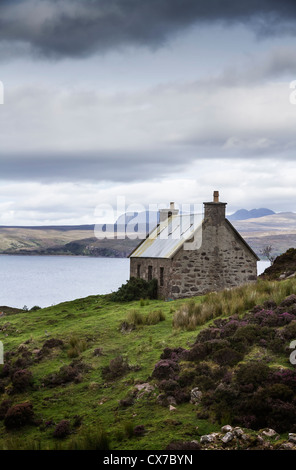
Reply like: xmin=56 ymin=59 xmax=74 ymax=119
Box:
xmin=137 ymin=264 xmax=141 ymax=278
xmin=160 ymin=267 xmax=164 ymax=287
xmin=148 ymin=265 xmax=153 ymax=281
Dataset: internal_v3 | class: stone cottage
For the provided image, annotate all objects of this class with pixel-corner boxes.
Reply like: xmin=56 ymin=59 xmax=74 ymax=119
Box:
xmin=129 ymin=191 xmax=259 ymax=299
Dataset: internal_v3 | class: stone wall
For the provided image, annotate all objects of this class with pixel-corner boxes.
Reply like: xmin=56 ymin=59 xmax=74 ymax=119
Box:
xmin=168 ymin=218 xmax=258 ymax=299
xmin=130 ymin=257 xmax=172 ymax=299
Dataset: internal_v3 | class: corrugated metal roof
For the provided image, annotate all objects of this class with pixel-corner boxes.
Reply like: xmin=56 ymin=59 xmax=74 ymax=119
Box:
xmin=130 ymin=213 xmax=202 ymax=259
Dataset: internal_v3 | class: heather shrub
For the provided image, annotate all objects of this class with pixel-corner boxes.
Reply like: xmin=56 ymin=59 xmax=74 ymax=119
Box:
xmin=101 ymin=355 xmax=130 ymax=381
xmin=182 ymin=342 xmax=211 ymax=362
xmin=177 ymin=369 xmax=197 ymax=388
xmin=42 ymin=338 xmax=64 ymax=349
xmin=53 ymin=419 xmax=71 ymax=439
xmin=152 ymin=359 xmax=179 ymax=380
xmin=267 ymin=400 xmax=296 ymax=433
xmin=280 ymin=321 xmax=296 ymax=340
xmin=160 ymin=347 xmax=185 ymax=361
xmin=4 ymin=402 xmax=34 ymax=429
xmin=232 ymin=324 xmax=263 ymax=345
xmin=280 ymin=294 xmax=296 ymax=308
xmin=133 ymin=425 xmax=146 ymax=437
xmin=119 ymin=394 xmax=135 ymax=407
xmin=0 ymin=400 xmax=12 ymax=420
xmin=235 ymin=362 xmax=270 ymax=389
xmin=158 ymin=379 xmax=179 ymax=392
xmin=11 ymin=369 xmax=33 ymax=393
xmin=267 ymin=338 xmax=286 ymax=355
xmin=270 ymin=369 xmax=296 ymax=388
xmin=44 ymin=360 xmax=88 ymax=387
xmin=211 ymin=347 xmax=243 ymax=367
xmin=262 ymin=383 xmax=294 ymax=401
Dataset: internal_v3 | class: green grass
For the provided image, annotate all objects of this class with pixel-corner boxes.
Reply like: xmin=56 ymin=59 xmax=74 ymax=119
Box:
xmin=0 ymin=293 xmax=202 ymax=450
xmin=0 ymin=276 xmax=295 ymax=450
xmin=173 ymin=277 xmax=296 ymax=330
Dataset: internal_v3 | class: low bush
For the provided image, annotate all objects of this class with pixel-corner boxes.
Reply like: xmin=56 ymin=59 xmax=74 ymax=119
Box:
xmin=211 ymin=347 xmax=243 ymax=367
xmin=53 ymin=420 xmax=71 ymax=439
xmin=235 ymin=363 xmax=270 ymax=389
xmin=4 ymin=402 xmax=35 ymax=429
xmin=109 ymin=277 xmax=158 ymax=302
xmin=0 ymin=400 xmax=12 ymax=420
xmin=101 ymin=355 xmax=130 ymax=381
xmin=152 ymin=359 xmax=179 ymax=380
xmin=11 ymin=368 xmax=33 ymax=393
xmin=133 ymin=425 xmax=146 ymax=437
xmin=44 ymin=360 xmax=88 ymax=387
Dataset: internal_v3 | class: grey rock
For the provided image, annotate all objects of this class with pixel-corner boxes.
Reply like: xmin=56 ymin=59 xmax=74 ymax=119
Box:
xmin=221 ymin=425 xmax=233 ymax=433
xmin=262 ymin=428 xmax=278 ymax=438
xmin=221 ymin=432 xmax=234 ymax=444
xmin=190 ymin=387 xmax=202 ymax=404
xmin=288 ymin=433 xmax=296 ymax=444
xmin=281 ymin=442 xmax=295 ymax=450
xmin=135 ymin=383 xmax=155 ymax=393
xmin=233 ymin=427 xmax=244 ymax=437
xmin=200 ymin=434 xmax=215 ymax=444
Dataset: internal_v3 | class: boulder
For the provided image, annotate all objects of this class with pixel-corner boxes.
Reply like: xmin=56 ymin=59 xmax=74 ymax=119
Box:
xmin=221 ymin=425 xmax=233 ymax=433
xmin=190 ymin=387 xmax=202 ymax=404
xmin=288 ymin=433 xmax=296 ymax=444
xmin=233 ymin=427 xmax=244 ymax=437
xmin=200 ymin=434 xmax=215 ymax=444
xmin=262 ymin=428 xmax=278 ymax=438
xmin=221 ymin=432 xmax=234 ymax=444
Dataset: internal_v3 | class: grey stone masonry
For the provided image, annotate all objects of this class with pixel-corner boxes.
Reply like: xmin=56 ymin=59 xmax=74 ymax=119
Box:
xmin=129 ymin=194 xmax=259 ymax=300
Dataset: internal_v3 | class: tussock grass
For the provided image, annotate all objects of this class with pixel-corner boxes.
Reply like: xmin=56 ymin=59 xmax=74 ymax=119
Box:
xmin=125 ymin=309 xmax=166 ymax=327
xmin=67 ymin=334 xmax=87 ymax=358
xmin=173 ymin=278 xmax=296 ymax=330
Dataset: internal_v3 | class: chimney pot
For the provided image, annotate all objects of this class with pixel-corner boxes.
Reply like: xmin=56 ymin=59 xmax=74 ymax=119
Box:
xmin=213 ymin=191 xmax=219 ymax=203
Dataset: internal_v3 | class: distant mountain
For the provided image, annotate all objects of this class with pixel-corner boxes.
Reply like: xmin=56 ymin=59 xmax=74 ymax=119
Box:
xmin=114 ymin=211 xmax=159 ymax=235
xmin=227 ymin=208 xmax=275 ymax=221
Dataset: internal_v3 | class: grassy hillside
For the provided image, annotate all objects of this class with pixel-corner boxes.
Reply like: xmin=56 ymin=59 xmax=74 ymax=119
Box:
xmin=0 ymin=275 xmax=296 ymax=450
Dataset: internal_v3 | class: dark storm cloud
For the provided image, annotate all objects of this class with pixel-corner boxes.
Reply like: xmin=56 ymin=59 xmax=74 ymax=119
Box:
xmin=1 ymin=0 xmax=296 ymax=58
xmin=0 ymin=149 xmax=193 ymax=182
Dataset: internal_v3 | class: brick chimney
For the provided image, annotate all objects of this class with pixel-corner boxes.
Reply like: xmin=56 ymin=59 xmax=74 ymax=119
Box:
xmin=159 ymin=202 xmax=179 ymax=223
xmin=203 ymin=191 xmax=227 ymax=225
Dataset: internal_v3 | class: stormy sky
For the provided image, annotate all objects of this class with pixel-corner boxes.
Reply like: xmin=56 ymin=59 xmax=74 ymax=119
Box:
xmin=0 ymin=0 xmax=296 ymax=225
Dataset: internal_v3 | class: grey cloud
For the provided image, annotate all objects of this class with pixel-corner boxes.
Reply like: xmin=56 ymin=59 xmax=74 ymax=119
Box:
xmin=1 ymin=0 xmax=296 ymax=58
xmin=0 ymin=149 xmax=193 ymax=182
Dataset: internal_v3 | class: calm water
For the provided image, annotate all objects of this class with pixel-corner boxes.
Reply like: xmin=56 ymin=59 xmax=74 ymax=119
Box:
xmin=0 ymin=256 xmax=269 ymax=309
xmin=0 ymin=255 xmax=130 ymax=309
